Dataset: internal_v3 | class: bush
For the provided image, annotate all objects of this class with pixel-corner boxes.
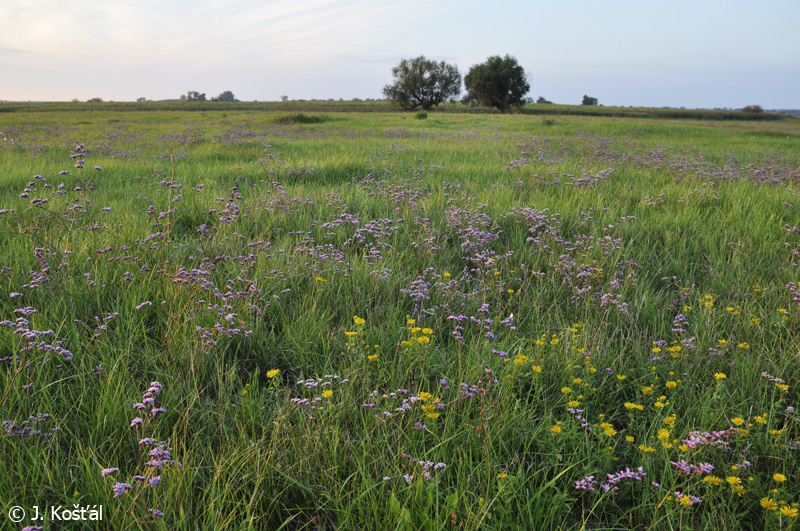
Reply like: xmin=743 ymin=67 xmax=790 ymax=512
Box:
xmin=272 ymin=114 xmax=329 ymax=124
xmin=742 ymin=105 xmax=763 ymax=113
xmin=414 ymin=110 xmax=428 ymax=120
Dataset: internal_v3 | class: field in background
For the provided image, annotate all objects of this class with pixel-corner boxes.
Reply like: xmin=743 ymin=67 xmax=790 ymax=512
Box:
xmin=0 ymin=100 xmax=791 ymax=121
xmin=1 ymin=109 xmax=799 ymax=529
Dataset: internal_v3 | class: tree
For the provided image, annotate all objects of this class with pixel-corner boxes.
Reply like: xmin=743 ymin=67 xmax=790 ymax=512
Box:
xmin=382 ymin=56 xmax=461 ymax=111
xmin=582 ymin=95 xmax=598 ymax=106
xmin=211 ymin=91 xmax=237 ymax=102
xmin=536 ymin=96 xmax=553 ymax=104
xmin=741 ymin=104 xmax=763 ymax=113
xmin=186 ymin=91 xmax=206 ymax=102
xmin=463 ymin=55 xmax=530 ymax=112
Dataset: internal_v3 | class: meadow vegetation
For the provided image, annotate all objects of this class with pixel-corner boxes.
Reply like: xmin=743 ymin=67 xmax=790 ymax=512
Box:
xmin=0 ymin=108 xmax=799 ymax=529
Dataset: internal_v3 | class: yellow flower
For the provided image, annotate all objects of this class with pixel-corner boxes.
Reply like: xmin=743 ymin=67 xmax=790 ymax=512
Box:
xmin=353 ymin=315 xmax=365 ymax=325
xmin=418 ymin=392 xmax=432 ymax=401
xmin=726 ymin=476 xmax=742 ymax=485
xmin=703 ymin=476 xmax=723 ymax=486
xmin=738 ymin=342 xmax=750 ymax=349
xmin=714 ymin=372 xmax=726 ymax=380
xmin=617 ymin=374 xmax=626 ymax=380
xmin=754 ymin=415 xmax=767 ymax=424
xmin=665 ymin=381 xmax=677 ymax=389
xmin=781 ymin=506 xmax=799 ymax=517
xmin=531 ymin=365 xmax=542 ymax=373
xmin=774 ymin=473 xmax=787 ymax=483
xmin=731 ymin=417 xmax=745 ymax=426
xmin=497 ymin=473 xmax=507 ymax=479
xmin=638 ymin=445 xmax=655 ymax=453
xmin=443 ymin=272 xmax=450 ymax=278
xmin=642 ymin=386 xmax=653 ymax=395
xmin=407 ymin=318 xmax=415 ymax=325
xmin=367 ymin=354 xmax=379 ymax=361
xmin=267 ymin=369 xmax=281 ymax=379
xmin=776 ymin=383 xmax=790 ymax=391
xmin=426 ymin=412 xmax=440 ymax=419
xmin=417 ymin=336 xmax=430 ymax=344
xmin=345 ymin=331 xmax=358 ymax=337
xmin=551 ymin=425 xmax=561 ymax=434
xmin=684 ymin=305 xmax=692 ymax=312
xmin=567 ymin=400 xmax=580 ymax=407
xmin=421 ymin=328 xmax=433 ymax=335
xmin=314 ymin=276 xmax=327 ymax=282
xmin=321 ymin=390 xmax=333 ymax=399
xmin=761 ymin=497 xmax=778 ymax=510
xmin=624 ymin=402 xmax=644 ymax=411
xmin=561 ymin=387 xmax=572 ymax=394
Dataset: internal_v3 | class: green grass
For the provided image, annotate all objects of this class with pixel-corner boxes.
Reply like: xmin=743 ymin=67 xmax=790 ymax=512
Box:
xmin=0 ymin=108 xmax=799 ymax=530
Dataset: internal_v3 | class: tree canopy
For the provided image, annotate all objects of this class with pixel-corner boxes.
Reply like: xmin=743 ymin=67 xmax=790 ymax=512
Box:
xmin=382 ymin=56 xmax=461 ymax=111
xmin=582 ymin=95 xmax=599 ymax=106
xmin=463 ymin=55 xmax=530 ymax=112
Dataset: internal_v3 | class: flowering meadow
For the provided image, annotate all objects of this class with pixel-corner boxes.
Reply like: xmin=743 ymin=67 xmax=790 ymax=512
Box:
xmin=1 ymin=108 xmax=799 ymax=529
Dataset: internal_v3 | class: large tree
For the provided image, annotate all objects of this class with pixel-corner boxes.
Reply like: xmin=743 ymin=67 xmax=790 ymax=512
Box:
xmin=383 ymin=56 xmax=461 ymax=111
xmin=464 ymin=55 xmax=530 ymax=112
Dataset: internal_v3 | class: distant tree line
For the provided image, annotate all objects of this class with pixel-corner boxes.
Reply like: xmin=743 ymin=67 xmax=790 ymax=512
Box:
xmin=177 ymin=90 xmax=239 ymax=102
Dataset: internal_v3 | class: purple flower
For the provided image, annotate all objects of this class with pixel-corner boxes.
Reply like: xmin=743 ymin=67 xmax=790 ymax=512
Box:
xmin=130 ymin=417 xmax=143 ymax=427
xmin=94 ymin=166 xmax=102 ymax=171
xmin=149 ymin=509 xmax=164 ymax=517
xmin=101 ymin=467 xmax=119 ymax=477
xmin=150 ymin=475 xmax=161 ymax=487
xmin=113 ymin=482 xmax=132 ymax=497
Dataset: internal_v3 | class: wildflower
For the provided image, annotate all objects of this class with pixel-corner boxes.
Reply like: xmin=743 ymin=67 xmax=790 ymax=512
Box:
xmin=321 ymin=390 xmax=333 ymax=399
xmin=642 ymin=386 xmax=653 ymax=395
xmin=443 ymin=272 xmax=450 ymax=278
xmin=731 ymin=417 xmax=745 ymax=426
xmin=426 ymin=412 xmax=440 ymax=419
xmin=417 ymin=336 xmax=430 ymax=344
xmin=113 ymin=483 xmax=133 ymax=497
xmin=561 ymin=387 xmax=572 ymax=394
xmin=353 ymin=316 xmax=365 ymax=325
xmin=703 ymin=476 xmax=723 ymax=486
xmin=418 ymin=392 xmax=432 ymax=401
xmin=726 ymin=476 xmax=742 ymax=485
xmin=776 ymin=383 xmax=789 ymax=391
xmin=625 ymin=435 xmax=635 ymax=442
xmin=666 ymin=381 xmax=677 ymax=389
xmin=551 ymin=425 xmax=561 ymax=434
xmin=101 ymin=468 xmax=119 ymax=477
xmin=497 ymin=473 xmax=507 ymax=479
xmin=761 ymin=498 xmax=778 ymax=510
xmin=267 ymin=369 xmax=280 ymax=379
xmin=344 ymin=331 xmax=357 ymax=337
xmin=367 ymin=354 xmax=378 ymax=360
xmin=421 ymin=328 xmax=433 ymax=335
xmin=738 ymin=342 xmax=750 ymax=349
xmin=774 ymin=473 xmax=787 ymax=483
xmin=531 ymin=365 xmax=542 ymax=373
xmin=780 ymin=506 xmax=799 ymax=517
xmin=714 ymin=372 xmax=726 ymax=381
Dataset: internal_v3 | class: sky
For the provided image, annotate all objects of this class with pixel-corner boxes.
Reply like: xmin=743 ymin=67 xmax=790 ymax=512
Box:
xmin=1 ymin=0 xmax=798 ymax=109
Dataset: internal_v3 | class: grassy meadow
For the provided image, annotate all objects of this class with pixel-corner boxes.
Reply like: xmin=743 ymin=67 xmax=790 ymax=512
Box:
xmin=1 ymin=107 xmax=799 ymax=529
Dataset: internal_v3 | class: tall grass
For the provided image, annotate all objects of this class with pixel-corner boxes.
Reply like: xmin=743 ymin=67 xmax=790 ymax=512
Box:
xmin=0 ymin=109 xmax=798 ymax=529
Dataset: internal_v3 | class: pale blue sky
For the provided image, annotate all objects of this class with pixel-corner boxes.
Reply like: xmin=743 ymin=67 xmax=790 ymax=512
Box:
xmin=1 ymin=0 xmax=798 ymax=108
